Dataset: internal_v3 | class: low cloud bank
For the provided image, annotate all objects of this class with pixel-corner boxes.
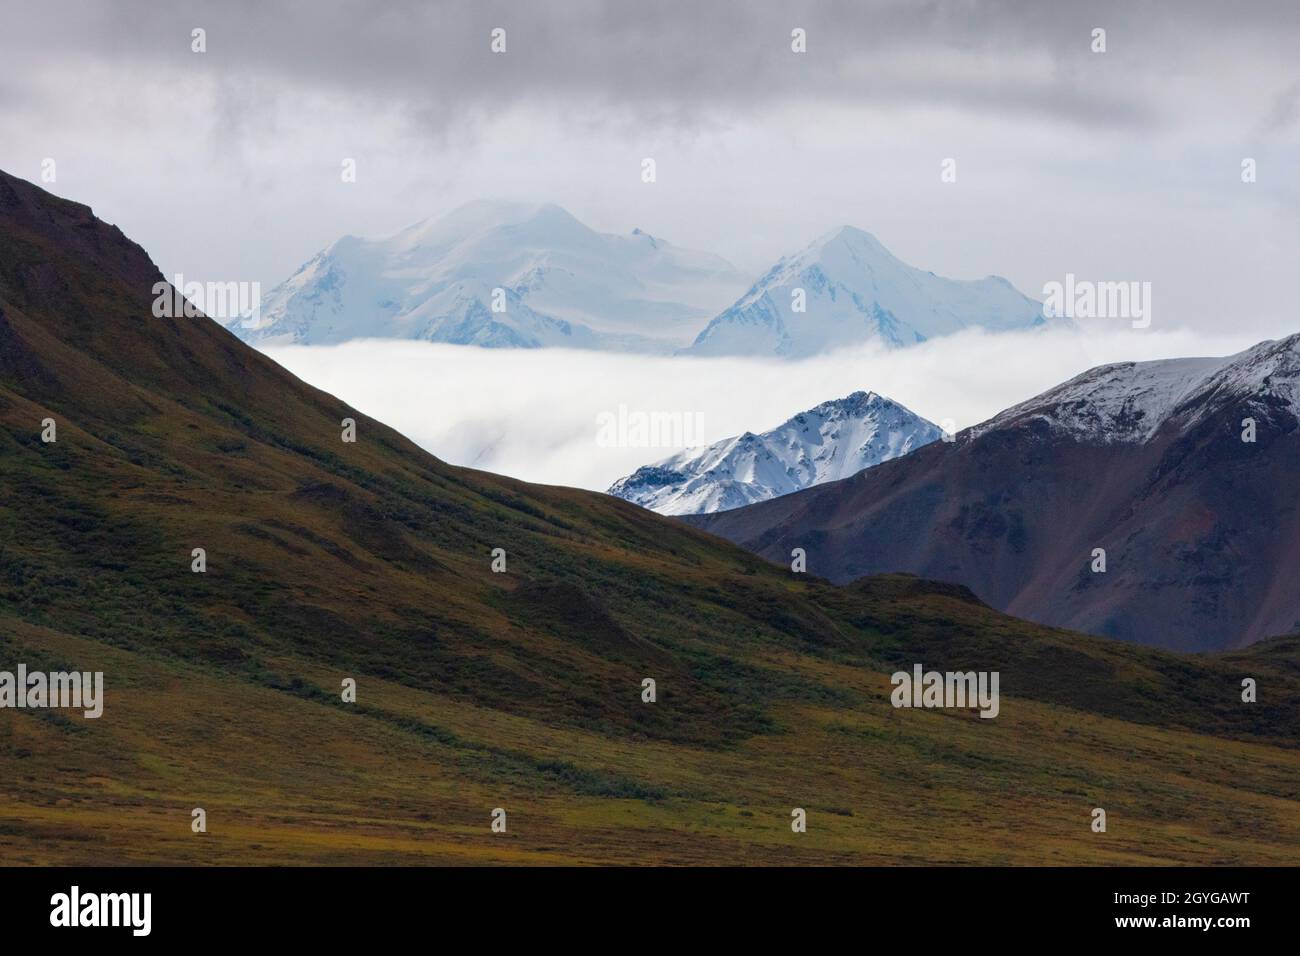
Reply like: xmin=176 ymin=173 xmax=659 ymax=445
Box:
xmin=265 ymin=326 xmax=1270 ymax=492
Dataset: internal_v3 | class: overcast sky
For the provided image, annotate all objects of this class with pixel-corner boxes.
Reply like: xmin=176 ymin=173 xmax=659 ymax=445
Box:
xmin=2 ymin=0 xmax=1297 ymax=339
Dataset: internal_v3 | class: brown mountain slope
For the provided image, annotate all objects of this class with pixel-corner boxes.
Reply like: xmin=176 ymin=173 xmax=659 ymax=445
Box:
xmin=2 ymin=169 xmax=1299 ymax=864
xmin=688 ymin=341 xmax=1300 ymax=652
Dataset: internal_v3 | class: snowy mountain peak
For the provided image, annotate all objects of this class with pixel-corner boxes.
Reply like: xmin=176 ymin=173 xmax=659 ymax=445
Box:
xmin=973 ymin=333 xmax=1300 ymax=445
xmin=684 ymin=226 xmax=1045 ymax=359
xmin=608 ymin=390 xmax=943 ymax=515
xmin=238 ymin=201 xmax=749 ymax=351
xmin=809 ymin=225 xmax=892 ymax=259
xmin=816 ymin=389 xmax=882 ymax=411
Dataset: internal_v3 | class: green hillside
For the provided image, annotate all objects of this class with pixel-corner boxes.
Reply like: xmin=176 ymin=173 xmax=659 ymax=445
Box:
xmin=1 ymin=170 xmax=1298 ymax=864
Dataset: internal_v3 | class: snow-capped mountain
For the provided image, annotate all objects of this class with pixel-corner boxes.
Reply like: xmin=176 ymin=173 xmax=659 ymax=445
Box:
xmin=238 ymin=201 xmax=749 ymax=351
xmin=973 ymin=336 xmax=1300 ymax=444
xmin=689 ymin=334 xmax=1300 ymax=651
xmin=684 ymin=226 xmax=1045 ymax=358
xmin=608 ymin=390 xmax=942 ymax=515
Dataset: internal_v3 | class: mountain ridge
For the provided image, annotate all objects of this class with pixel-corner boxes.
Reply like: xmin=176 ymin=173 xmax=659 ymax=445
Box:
xmin=609 ymin=390 xmax=942 ymax=514
xmin=687 ymin=337 xmax=1300 ymax=651
xmin=241 ymin=208 xmax=1050 ymax=358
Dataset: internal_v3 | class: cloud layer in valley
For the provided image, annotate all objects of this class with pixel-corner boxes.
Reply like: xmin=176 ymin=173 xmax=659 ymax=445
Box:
xmin=265 ymin=325 xmax=1268 ymax=493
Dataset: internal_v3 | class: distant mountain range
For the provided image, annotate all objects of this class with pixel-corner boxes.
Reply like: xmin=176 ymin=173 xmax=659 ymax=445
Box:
xmin=240 ymin=200 xmax=748 ymax=352
xmin=688 ymin=337 xmax=1300 ymax=651
xmin=236 ymin=204 xmax=1046 ymax=356
xmin=609 ymin=390 xmax=942 ymax=514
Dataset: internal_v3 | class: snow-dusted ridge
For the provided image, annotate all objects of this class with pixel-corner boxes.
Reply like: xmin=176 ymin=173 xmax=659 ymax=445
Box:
xmin=608 ymin=390 xmax=942 ymax=515
xmin=971 ymin=333 xmax=1300 ymax=444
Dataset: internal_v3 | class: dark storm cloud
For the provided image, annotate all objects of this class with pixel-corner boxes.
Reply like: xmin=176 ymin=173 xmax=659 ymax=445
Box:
xmin=6 ymin=0 xmax=1298 ymax=134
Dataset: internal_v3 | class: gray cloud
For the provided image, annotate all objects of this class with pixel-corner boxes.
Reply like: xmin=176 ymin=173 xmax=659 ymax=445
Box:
xmin=1262 ymin=80 xmax=1300 ymax=132
xmin=6 ymin=0 xmax=1299 ymax=134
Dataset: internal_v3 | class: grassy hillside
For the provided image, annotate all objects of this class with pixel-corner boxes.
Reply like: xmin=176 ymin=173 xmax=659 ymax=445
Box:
xmin=1 ymin=170 xmax=1298 ymax=864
